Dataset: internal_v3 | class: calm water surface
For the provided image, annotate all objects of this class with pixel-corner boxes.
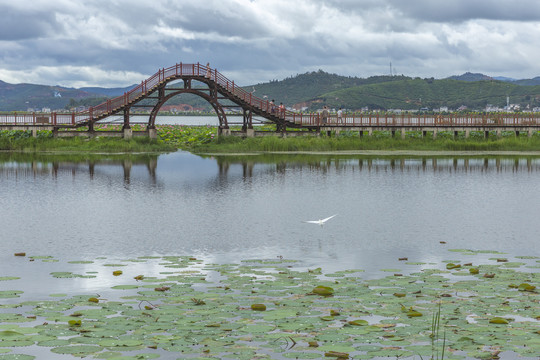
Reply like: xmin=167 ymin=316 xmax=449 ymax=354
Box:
xmin=1 ymin=151 xmax=539 ymax=271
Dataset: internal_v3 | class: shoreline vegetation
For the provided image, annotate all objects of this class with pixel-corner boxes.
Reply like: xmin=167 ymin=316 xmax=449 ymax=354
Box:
xmin=2 ymin=124 xmax=540 ymax=155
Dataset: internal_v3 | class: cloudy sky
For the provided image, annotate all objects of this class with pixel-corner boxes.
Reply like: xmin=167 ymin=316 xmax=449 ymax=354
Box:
xmin=2 ymin=0 xmax=540 ymax=88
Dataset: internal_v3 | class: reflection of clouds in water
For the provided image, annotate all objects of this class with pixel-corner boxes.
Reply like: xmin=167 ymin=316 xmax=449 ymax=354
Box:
xmin=1 ymin=152 xmax=539 ymax=280
xmin=0 ymin=256 xmax=211 ymax=303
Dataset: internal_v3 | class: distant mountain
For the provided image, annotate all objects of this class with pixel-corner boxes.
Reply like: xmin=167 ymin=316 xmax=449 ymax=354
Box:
xmin=0 ymin=81 xmax=103 ymax=111
xmin=493 ymin=76 xmax=516 ymax=82
xmin=511 ymin=77 xmax=540 ymax=86
xmin=449 ymin=73 xmax=540 ymax=87
xmin=446 ymin=72 xmax=493 ymax=81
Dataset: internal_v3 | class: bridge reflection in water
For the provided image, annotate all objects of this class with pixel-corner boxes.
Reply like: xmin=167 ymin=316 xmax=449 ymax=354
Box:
xmin=216 ymin=156 xmax=540 ymax=179
xmin=1 ymin=154 xmax=539 ymax=184
xmin=0 ymin=155 xmax=158 ymax=185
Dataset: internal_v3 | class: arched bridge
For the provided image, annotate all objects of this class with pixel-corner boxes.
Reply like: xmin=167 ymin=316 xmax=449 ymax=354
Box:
xmin=2 ymin=62 xmax=540 ymax=139
xmin=0 ymin=63 xmax=300 ymax=137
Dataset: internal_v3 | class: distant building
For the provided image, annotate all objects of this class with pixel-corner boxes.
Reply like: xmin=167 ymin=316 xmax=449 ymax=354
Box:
xmin=504 ymin=104 xmax=520 ymax=111
xmin=41 ymin=107 xmax=51 ymax=113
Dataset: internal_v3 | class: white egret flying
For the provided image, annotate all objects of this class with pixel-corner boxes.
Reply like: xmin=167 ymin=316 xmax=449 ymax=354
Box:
xmin=303 ymin=214 xmax=337 ymax=226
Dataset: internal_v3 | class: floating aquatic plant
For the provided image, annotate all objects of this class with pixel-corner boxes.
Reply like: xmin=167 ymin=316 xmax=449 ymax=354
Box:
xmin=0 ymin=251 xmax=538 ymax=359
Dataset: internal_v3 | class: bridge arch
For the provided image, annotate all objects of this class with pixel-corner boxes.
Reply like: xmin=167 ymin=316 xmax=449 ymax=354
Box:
xmin=146 ymin=86 xmax=228 ymax=129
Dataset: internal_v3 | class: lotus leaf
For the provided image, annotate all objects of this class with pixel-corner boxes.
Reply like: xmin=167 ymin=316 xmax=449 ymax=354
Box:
xmin=518 ymin=283 xmax=536 ymax=291
xmin=312 ymin=286 xmax=334 ymax=296
xmin=37 ymin=339 xmax=71 ymax=347
xmin=68 ymin=319 xmax=81 ymax=327
xmin=347 ymin=319 xmax=368 ymax=326
xmin=98 ymin=338 xmax=144 ymax=347
xmin=406 ymin=309 xmax=423 ymax=317
xmin=283 ymin=352 xmax=322 ymax=358
xmin=489 ymin=317 xmax=509 ymax=324
xmin=50 ymin=345 xmax=102 ymax=356
xmin=323 ymin=350 xmax=349 ymax=358
xmin=0 ymin=340 xmax=34 ymax=348
xmin=0 ymin=291 xmax=23 ymax=299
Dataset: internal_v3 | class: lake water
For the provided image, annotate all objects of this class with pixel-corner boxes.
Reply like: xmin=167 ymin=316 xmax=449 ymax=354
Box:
xmin=1 ymin=151 xmax=539 ymax=272
xmin=1 ymin=148 xmax=539 ymax=359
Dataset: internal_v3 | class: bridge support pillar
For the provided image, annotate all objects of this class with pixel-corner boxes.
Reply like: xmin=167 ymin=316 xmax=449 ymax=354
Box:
xmin=359 ymin=130 xmax=363 ymax=137
xmin=432 ymin=129 xmax=438 ymax=140
xmin=246 ymin=128 xmax=255 ymax=137
xmin=422 ymin=131 xmax=427 ymax=138
xmin=484 ymin=131 xmax=489 ymax=139
xmin=218 ymin=128 xmax=231 ymax=137
xmin=148 ymin=128 xmax=157 ymax=139
xmin=123 ymin=127 xmax=133 ymax=139
xmin=465 ymin=129 xmax=470 ymax=139
xmin=528 ymin=128 xmax=534 ymax=138
xmin=515 ymin=131 xmax=520 ymax=137
xmin=368 ymin=129 xmax=373 ymax=137
xmin=32 ymin=128 xmax=37 ymax=138
xmin=401 ymin=128 xmax=406 ymax=139
xmin=497 ymin=129 xmax=502 ymax=138
xmin=453 ymin=131 xmax=458 ymax=139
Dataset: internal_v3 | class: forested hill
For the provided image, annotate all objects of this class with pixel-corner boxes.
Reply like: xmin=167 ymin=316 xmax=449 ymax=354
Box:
xmin=249 ymin=70 xmax=409 ymax=107
xmin=316 ymin=78 xmax=540 ymax=111
xmin=248 ymin=72 xmax=540 ymax=111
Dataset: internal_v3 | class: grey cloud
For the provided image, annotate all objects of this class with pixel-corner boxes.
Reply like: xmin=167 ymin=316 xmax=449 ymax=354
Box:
xmin=155 ymin=4 xmax=270 ymax=39
xmin=0 ymin=5 xmax=61 ymax=40
xmin=323 ymin=0 xmax=540 ymax=23
xmin=1 ymin=0 xmax=540 ymax=88
xmin=389 ymin=0 xmax=540 ymax=23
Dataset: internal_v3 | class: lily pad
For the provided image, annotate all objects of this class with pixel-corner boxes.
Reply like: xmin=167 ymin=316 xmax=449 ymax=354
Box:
xmin=312 ymin=286 xmax=334 ymax=296
xmin=50 ymin=345 xmax=102 ymax=356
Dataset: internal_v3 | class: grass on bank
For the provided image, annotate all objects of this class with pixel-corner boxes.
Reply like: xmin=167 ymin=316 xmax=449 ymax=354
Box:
xmin=3 ymin=127 xmax=540 ymax=153
xmin=0 ymin=135 xmax=176 ymax=153
xmin=191 ymin=130 xmax=540 ymax=153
